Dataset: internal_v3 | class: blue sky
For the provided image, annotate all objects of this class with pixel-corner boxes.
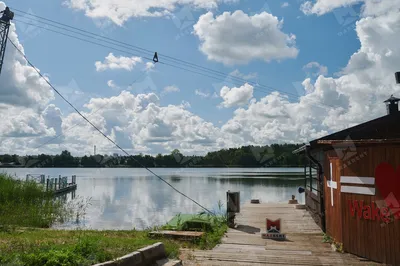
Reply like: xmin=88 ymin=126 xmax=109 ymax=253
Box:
xmin=1 ymin=0 xmax=399 ymax=156
xmin=9 ymin=0 xmax=360 ymax=123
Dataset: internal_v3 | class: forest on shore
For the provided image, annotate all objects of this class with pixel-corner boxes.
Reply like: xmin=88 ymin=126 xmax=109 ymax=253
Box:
xmin=0 ymin=144 xmax=306 ymax=168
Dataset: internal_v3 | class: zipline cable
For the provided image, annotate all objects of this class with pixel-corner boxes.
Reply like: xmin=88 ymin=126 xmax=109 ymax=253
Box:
xmin=7 ymin=37 xmax=215 ymax=216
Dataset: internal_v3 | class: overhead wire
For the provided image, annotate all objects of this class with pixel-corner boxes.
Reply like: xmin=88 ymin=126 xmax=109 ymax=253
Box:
xmin=13 ymin=17 xmax=282 ymax=98
xmin=11 ymin=10 xmax=338 ymax=109
xmin=7 ymin=37 xmax=215 ymax=216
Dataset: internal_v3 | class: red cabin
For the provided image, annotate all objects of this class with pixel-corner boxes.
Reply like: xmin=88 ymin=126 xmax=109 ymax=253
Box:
xmin=294 ymin=95 xmax=400 ymax=265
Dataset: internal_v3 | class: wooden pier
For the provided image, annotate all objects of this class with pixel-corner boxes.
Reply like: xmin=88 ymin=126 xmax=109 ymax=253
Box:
xmin=26 ymin=174 xmax=77 ymax=195
xmin=181 ymin=202 xmax=384 ymax=265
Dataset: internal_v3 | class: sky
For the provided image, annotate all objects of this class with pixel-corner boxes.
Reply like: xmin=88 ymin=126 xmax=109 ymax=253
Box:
xmin=0 ymin=0 xmax=399 ymax=157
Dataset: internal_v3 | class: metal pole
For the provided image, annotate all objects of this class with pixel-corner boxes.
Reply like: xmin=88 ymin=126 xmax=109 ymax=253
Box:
xmin=304 ymin=160 xmax=307 ymax=190
xmin=0 ymin=21 xmax=11 ymax=76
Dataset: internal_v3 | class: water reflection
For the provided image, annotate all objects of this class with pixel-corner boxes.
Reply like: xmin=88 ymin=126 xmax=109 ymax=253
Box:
xmin=5 ymin=168 xmax=305 ymax=230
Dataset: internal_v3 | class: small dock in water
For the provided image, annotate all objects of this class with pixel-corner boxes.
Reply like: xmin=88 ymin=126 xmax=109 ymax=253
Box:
xmin=182 ymin=202 xmax=383 ymax=265
xmin=26 ymin=174 xmax=77 ymax=195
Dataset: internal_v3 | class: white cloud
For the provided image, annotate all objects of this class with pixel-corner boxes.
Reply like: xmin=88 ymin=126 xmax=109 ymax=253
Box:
xmin=107 ymin=80 xmax=118 ymax=89
xmin=0 ymin=6 xmax=54 ymax=108
xmin=221 ymin=6 xmax=400 ymax=144
xmin=163 ymin=85 xmax=180 ymax=93
xmin=95 ymin=53 xmax=142 ymax=71
xmin=300 ymin=0 xmax=398 ymax=17
xmin=281 ymin=2 xmax=290 ymax=8
xmin=195 ymin=89 xmax=210 ymax=98
xmin=229 ymin=69 xmax=258 ymax=80
xmin=193 ymin=10 xmax=298 ymax=65
xmin=60 ymin=90 xmax=227 ymax=155
xmin=65 ymin=0 xmax=238 ymax=26
xmin=303 ymin=61 xmax=328 ymax=77
xmin=219 ymin=83 xmax=254 ymax=108
xmin=0 ymin=2 xmax=62 ymax=154
xmin=300 ymin=0 xmax=360 ymax=15
xmin=145 ymin=62 xmax=155 ymax=71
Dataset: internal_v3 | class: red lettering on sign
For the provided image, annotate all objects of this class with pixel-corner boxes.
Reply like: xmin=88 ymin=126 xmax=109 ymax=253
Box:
xmin=349 ymin=200 xmax=393 ymax=222
xmin=371 ymin=202 xmax=380 ymax=221
xmin=363 ymin=205 xmax=371 ymax=220
xmin=349 ymin=200 xmax=364 ymax=218
xmin=381 ymin=207 xmax=390 ymax=223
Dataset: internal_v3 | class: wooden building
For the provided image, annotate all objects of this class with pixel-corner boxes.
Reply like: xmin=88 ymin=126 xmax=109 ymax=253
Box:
xmin=294 ymin=96 xmax=400 ymax=265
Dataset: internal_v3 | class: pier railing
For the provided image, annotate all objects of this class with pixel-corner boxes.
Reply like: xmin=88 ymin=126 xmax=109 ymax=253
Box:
xmin=26 ymin=174 xmax=77 ymax=193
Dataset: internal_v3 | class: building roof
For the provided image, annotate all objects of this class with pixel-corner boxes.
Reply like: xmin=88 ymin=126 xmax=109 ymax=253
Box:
xmin=308 ymin=112 xmax=400 ymax=149
xmin=383 ymin=95 xmax=400 ymax=103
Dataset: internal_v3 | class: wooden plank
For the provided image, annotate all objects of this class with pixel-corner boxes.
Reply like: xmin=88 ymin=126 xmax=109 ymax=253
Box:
xmin=340 ymin=176 xmax=375 ymax=185
xmin=340 ymin=186 xmax=375 ymax=195
xmin=149 ymin=230 xmax=203 ymax=239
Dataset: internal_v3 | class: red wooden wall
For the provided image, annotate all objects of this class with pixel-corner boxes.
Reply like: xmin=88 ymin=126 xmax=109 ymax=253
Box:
xmin=323 ymin=145 xmax=400 ymax=266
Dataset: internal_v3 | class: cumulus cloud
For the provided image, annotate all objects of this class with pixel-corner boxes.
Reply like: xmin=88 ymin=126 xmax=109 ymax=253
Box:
xmin=193 ymin=10 xmax=298 ymax=65
xmin=59 ymin=90 xmax=229 ymax=155
xmin=65 ymin=0 xmax=238 ymax=26
xmin=219 ymin=83 xmax=254 ymax=108
xmin=303 ymin=61 xmax=328 ymax=77
xmin=95 ymin=53 xmax=142 ymax=71
xmin=0 ymin=2 xmax=63 ymax=154
xmin=0 ymin=4 xmax=54 ymax=109
xmin=222 ymin=4 xmax=400 ymax=145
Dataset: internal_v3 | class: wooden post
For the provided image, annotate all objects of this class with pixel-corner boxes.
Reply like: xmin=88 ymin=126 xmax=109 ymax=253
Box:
xmin=46 ymin=178 xmax=49 ymax=191
xmin=309 ymin=161 xmax=312 ymax=192
xmin=304 ymin=162 xmax=307 ymax=190
xmin=54 ymin=178 xmax=57 ymax=190
xmin=26 ymin=174 xmax=29 ymax=182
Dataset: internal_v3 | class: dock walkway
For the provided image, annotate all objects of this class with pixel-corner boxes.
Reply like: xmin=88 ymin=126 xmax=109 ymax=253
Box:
xmin=182 ymin=203 xmax=382 ymax=265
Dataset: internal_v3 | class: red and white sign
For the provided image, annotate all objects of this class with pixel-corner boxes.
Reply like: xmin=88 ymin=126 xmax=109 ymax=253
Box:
xmin=262 ymin=219 xmax=286 ymax=240
xmin=341 ymin=163 xmax=400 ymax=222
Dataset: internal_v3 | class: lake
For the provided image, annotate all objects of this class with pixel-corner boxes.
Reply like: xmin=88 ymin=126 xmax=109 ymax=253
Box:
xmin=2 ymin=167 xmax=306 ymax=230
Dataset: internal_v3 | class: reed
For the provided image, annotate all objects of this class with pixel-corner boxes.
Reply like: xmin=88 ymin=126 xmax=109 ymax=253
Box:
xmin=0 ymin=173 xmax=73 ymax=228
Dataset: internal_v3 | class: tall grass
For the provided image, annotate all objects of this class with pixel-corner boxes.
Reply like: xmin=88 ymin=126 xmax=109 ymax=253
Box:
xmin=0 ymin=174 xmax=73 ymax=228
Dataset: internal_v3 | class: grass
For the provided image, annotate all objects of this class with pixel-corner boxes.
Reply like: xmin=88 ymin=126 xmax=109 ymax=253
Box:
xmin=0 ymin=229 xmax=184 ymax=265
xmin=0 ymin=223 xmax=227 ymax=265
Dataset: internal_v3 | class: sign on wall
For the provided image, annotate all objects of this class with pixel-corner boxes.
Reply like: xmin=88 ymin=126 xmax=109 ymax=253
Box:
xmin=340 ymin=162 xmax=400 ymax=223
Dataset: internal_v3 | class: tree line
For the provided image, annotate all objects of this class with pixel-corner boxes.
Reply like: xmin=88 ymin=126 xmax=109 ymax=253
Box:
xmin=0 ymin=144 xmax=306 ymax=168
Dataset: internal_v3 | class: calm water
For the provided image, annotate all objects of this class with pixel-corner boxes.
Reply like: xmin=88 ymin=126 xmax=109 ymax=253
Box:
xmin=2 ymin=168 xmax=305 ymax=230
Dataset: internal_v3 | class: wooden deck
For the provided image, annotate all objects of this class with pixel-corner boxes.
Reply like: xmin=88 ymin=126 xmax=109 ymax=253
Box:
xmin=181 ymin=203 xmax=383 ymax=265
